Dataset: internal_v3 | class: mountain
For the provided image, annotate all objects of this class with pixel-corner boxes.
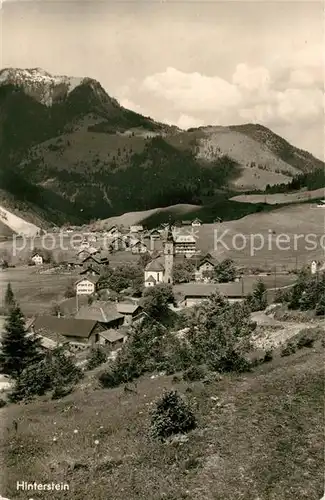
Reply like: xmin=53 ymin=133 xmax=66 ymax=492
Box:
xmin=0 ymin=67 xmax=323 ymax=227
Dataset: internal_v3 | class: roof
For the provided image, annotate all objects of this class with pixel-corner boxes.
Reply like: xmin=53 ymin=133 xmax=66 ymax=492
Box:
xmin=145 ymin=259 xmax=165 ymax=272
xmin=32 ymin=316 xmax=99 ymax=339
xmin=75 ymin=301 xmax=124 ymax=323
xmin=174 ymin=281 xmax=252 ymax=300
xmin=131 ymin=240 xmax=147 ymax=248
xmin=77 ymin=246 xmax=99 ymax=256
xmin=80 ymin=266 xmax=100 ymax=275
xmin=75 ymin=276 xmax=99 ymax=285
xmin=197 ymin=258 xmax=216 ymax=269
xmin=174 ymin=234 xmax=196 ymax=243
xmin=116 ymin=303 xmax=140 ymax=315
xmin=99 ymin=329 xmax=127 ymax=343
xmin=59 ymin=296 xmax=89 ymax=316
xmin=145 ymin=275 xmax=157 ymax=284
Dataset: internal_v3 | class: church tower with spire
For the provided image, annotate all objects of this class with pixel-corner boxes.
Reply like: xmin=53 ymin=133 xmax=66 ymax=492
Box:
xmin=163 ymin=223 xmax=174 ymax=284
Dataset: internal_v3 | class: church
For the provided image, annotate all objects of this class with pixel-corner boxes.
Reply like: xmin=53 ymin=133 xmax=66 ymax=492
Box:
xmin=144 ymin=226 xmax=174 ymax=287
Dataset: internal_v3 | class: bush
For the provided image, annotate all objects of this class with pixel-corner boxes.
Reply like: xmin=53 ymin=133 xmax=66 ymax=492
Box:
xmin=296 ymin=335 xmax=314 ymax=349
xmin=0 ymin=398 xmax=7 ymax=408
xmin=86 ymin=347 xmax=107 ymax=370
xmin=280 ymin=342 xmax=296 ymax=357
xmin=150 ymin=390 xmax=197 ymax=441
xmin=9 ymin=347 xmax=83 ymax=402
xmin=183 ymin=365 xmax=206 ymax=382
xmin=263 ymin=350 xmax=273 ymax=363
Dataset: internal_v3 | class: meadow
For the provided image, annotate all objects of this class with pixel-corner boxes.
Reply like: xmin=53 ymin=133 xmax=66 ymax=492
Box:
xmin=0 ymin=267 xmax=79 ymax=317
xmin=0 ymin=342 xmax=323 ymax=500
xmin=196 ymin=203 xmax=325 ymax=269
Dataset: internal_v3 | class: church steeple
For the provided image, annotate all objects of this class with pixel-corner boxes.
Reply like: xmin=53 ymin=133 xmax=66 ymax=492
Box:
xmin=163 ymin=221 xmax=174 ymax=284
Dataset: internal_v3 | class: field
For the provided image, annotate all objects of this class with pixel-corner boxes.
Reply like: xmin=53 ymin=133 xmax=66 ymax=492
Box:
xmin=195 ymin=203 xmax=325 ymax=269
xmin=0 ymin=267 xmax=79 ymax=317
xmin=230 ymin=187 xmax=325 ymax=205
xmin=0 ymin=343 xmax=323 ymax=500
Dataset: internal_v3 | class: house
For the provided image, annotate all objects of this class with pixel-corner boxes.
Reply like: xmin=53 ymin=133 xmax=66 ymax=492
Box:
xmin=31 ymin=253 xmax=43 ymax=266
xmin=115 ymin=303 xmax=144 ymax=325
xmin=30 ymin=316 xmax=105 ymax=347
xmin=191 ymin=218 xmax=202 ymax=227
xmin=105 ymin=225 xmax=120 ymax=238
xmin=195 ymin=256 xmax=217 ymax=282
xmin=173 ymin=234 xmax=196 ymax=256
xmin=81 ymin=252 xmax=109 ymax=268
xmin=175 ymin=281 xmax=251 ymax=308
xmin=309 ymin=260 xmax=316 ymax=275
xmin=310 ymin=260 xmax=325 ymax=274
xmin=130 ymin=225 xmax=144 ymax=233
xmin=75 ymin=301 xmax=125 ymax=329
xmin=97 ymin=328 xmax=128 ymax=350
xmin=109 ymin=236 xmax=128 ymax=252
xmin=67 ymin=259 xmax=84 ymax=270
xmin=83 ymin=232 xmax=97 ymax=243
xmin=176 ymin=284 xmax=219 ymax=307
xmin=75 ymin=277 xmax=98 ymax=295
xmin=79 ymin=265 xmax=101 ymax=277
xmin=79 ymin=241 xmax=90 ymax=250
xmin=214 ymin=217 xmax=222 ymax=223
xmin=149 ymin=229 xmax=161 ymax=240
xmin=77 ymin=246 xmax=99 ymax=261
xmin=131 ymin=240 xmax=148 ymax=254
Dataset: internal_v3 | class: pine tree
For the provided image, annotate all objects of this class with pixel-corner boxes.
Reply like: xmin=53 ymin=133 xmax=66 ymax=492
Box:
xmin=0 ymin=305 xmax=43 ymax=379
xmin=250 ymin=279 xmax=268 ymax=311
xmin=4 ymin=283 xmax=15 ymax=310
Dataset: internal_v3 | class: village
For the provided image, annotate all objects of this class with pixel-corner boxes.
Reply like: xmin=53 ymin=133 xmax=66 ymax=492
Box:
xmin=0 ymin=215 xmax=309 ymax=356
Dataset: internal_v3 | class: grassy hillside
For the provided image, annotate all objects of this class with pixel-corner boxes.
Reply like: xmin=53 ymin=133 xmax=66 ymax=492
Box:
xmin=230 ymin=124 xmax=324 ymax=173
xmin=1 ymin=345 xmax=323 ymax=499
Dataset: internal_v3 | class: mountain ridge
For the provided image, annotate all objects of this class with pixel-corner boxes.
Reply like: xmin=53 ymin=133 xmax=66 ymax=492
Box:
xmin=0 ymin=67 xmax=323 ymax=228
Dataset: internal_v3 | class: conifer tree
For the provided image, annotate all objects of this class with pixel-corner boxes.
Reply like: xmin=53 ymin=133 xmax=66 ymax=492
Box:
xmin=4 ymin=283 xmax=15 ymax=310
xmin=0 ymin=305 xmax=43 ymax=379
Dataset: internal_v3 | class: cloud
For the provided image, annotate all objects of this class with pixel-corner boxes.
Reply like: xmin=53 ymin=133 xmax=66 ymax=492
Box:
xmin=135 ymin=46 xmax=323 ymax=157
xmin=142 ymin=67 xmax=241 ymax=113
xmin=164 ymin=114 xmax=205 ymax=130
xmin=119 ymin=98 xmax=142 ymax=113
xmin=232 ymin=63 xmax=271 ymax=92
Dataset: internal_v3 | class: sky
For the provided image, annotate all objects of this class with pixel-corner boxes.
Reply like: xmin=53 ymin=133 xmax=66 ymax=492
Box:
xmin=0 ymin=0 xmax=324 ymax=159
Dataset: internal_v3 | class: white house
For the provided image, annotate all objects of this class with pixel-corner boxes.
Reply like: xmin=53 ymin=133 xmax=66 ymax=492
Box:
xmin=105 ymin=225 xmax=120 ymax=237
xmin=75 ymin=277 xmax=98 ymax=295
xmin=311 ymin=260 xmax=318 ymax=274
xmin=191 ymin=218 xmax=202 ymax=227
xmin=195 ymin=257 xmax=216 ymax=281
xmin=173 ymin=234 xmax=196 ymax=256
xmin=144 ymin=259 xmax=165 ymax=287
xmin=31 ymin=253 xmax=43 ymax=266
xmin=130 ymin=225 xmax=144 ymax=233
xmin=131 ymin=240 xmax=148 ymax=254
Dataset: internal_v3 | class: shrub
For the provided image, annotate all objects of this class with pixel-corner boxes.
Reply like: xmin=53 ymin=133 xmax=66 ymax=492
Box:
xmin=150 ymin=390 xmax=197 ymax=441
xmin=263 ymin=350 xmax=273 ymax=363
xmin=0 ymin=398 xmax=7 ymax=408
xmin=9 ymin=346 xmax=83 ymax=402
xmin=183 ymin=365 xmax=206 ymax=382
xmin=86 ymin=347 xmax=107 ymax=370
xmin=280 ymin=342 xmax=296 ymax=357
xmin=296 ymin=335 xmax=314 ymax=349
